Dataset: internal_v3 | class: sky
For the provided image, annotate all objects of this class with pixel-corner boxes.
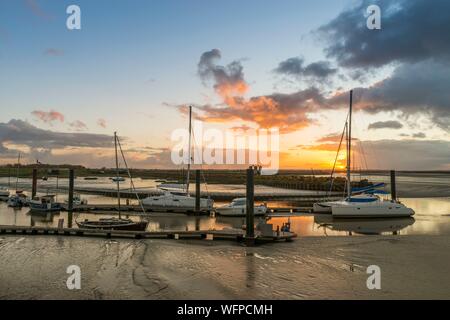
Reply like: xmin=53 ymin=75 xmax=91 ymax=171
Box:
xmin=1 ymin=0 xmax=450 ymax=170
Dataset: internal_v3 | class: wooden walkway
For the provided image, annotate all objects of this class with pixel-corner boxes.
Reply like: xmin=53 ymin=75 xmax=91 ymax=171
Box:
xmin=59 ymin=204 xmax=313 ymax=215
xmin=0 ymin=225 xmax=296 ymax=243
xmin=60 ymin=204 xmax=212 ymax=215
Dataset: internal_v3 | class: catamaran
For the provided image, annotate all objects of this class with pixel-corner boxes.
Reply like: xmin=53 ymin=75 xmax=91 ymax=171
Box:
xmin=141 ymin=106 xmax=214 ymax=211
xmin=313 ymin=90 xmax=415 ymax=218
xmin=76 ymin=132 xmax=148 ymax=231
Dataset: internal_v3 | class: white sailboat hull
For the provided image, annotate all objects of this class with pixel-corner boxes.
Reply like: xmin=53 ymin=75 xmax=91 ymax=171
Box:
xmin=142 ymin=193 xmax=214 ymax=211
xmin=216 ymin=205 xmax=267 ymax=217
xmin=332 ymin=201 xmax=415 ymax=218
xmin=313 ymin=202 xmax=335 ymax=213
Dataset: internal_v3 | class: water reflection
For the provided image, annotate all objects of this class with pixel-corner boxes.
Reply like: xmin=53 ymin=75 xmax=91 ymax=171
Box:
xmin=0 ymin=197 xmax=449 ymax=236
xmin=29 ymin=211 xmax=56 ymax=225
xmin=313 ymin=215 xmax=415 ymax=235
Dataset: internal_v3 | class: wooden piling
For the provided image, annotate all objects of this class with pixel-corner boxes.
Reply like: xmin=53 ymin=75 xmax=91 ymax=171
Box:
xmin=31 ymin=168 xmax=37 ymax=199
xmin=195 ymin=169 xmax=200 ymax=212
xmin=390 ymin=170 xmax=397 ymax=201
xmin=245 ymin=168 xmax=255 ymax=245
xmin=68 ymin=169 xmax=74 ymax=228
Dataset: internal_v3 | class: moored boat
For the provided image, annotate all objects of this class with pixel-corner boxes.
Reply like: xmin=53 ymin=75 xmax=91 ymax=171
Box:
xmin=142 ymin=190 xmax=214 ymax=211
xmin=0 ymin=187 xmax=10 ymax=201
xmin=76 ymin=218 xmax=148 ymax=231
xmin=314 ymin=90 xmax=414 ymax=219
xmin=64 ymin=193 xmax=87 ymax=206
xmin=7 ymin=191 xmax=28 ymax=208
xmin=331 ymin=200 xmax=415 ymax=218
xmin=29 ymin=195 xmax=61 ymax=213
xmin=141 ymin=106 xmax=214 ymax=212
xmin=216 ymin=198 xmax=267 ymax=217
xmin=75 ymin=132 xmax=149 ymax=231
xmin=313 ymin=194 xmax=379 ymax=213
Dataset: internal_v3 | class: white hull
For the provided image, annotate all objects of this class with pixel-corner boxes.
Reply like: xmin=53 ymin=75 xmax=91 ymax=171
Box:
xmin=216 ymin=205 xmax=267 ymax=217
xmin=142 ymin=192 xmax=214 ymax=211
xmin=313 ymin=202 xmax=335 ymax=213
xmin=313 ymin=194 xmax=381 ymax=213
xmin=332 ymin=201 xmax=415 ymax=218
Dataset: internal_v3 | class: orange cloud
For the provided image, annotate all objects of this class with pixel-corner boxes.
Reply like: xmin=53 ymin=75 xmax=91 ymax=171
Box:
xmin=187 ymin=50 xmax=332 ymax=133
xmin=31 ymin=110 xmax=64 ymax=124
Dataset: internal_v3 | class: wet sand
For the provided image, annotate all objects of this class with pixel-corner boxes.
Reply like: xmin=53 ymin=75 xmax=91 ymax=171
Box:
xmin=0 ymin=234 xmax=449 ymax=299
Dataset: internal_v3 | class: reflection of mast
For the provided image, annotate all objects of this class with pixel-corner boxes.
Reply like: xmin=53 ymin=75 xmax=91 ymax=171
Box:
xmin=15 ymin=153 xmax=21 ymax=192
xmin=114 ymin=132 xmax=121 ymax=219
xmin=346 ymin=90 xmax=353 ymax=199
xmin=186 ymin=106 xmax=192 ymax=195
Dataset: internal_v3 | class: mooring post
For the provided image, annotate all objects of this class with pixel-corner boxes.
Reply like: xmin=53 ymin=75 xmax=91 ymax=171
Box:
xmin=195 ymin=169 xmax=200 ymax=212
xmin=245 ymin=168 xmax=255 ymax=245
xmin=390 ymin=170 xmax=397 ymax=201
xmin=68 ymin=169 xmax=74 ymax=228
xmin=31 ymin=168 xmax=37 ymax=199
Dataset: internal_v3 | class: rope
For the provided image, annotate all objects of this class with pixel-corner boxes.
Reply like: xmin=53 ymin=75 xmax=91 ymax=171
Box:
xmin=190 ymin=128 xmax=210 ymax=196
xmin=329 ymin=113 xmax=349 ymax=196
xmin=116 ymin=135 xmax=147 ymax=215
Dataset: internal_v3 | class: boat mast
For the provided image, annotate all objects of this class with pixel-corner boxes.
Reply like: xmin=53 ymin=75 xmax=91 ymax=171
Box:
xmin=347 ymin=90 xmax=353 ymax=199
xmin=186 ymin=106 xmax=192 ymax=195
xmin=15 ymin=152 xmax=21 ymax=192
xmin=114 ymin=132 xmax=121 ymax=219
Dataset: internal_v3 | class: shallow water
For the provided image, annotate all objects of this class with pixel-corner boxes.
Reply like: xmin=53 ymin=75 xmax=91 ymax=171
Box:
xmin=0 ymin=234 xmax=448 ymax=299
xmin=1 ymin=195 xmax=449 ymax=236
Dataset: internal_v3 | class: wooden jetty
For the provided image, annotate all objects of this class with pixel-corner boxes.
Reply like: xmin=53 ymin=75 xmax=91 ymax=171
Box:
xmin=0 ymin=224 xmax=296 ymax=243
xmin=58 ymin=203 xmax=313 ymax=215
xmin=60 ymin=203 xmax=212 ymax=215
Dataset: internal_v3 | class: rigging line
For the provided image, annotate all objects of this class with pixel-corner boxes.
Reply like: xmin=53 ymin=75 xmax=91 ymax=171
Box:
xmin=116 ymin=136 xmax=147 ymax=215
xmin=190 ymin=127 xmax=210 ymax=195
xmin=15 ymin=152 xmax=20 ymax=192
xmin=329 ymin=113 xmax=349 ymax=196
xmin=114 ymin=133 xmax=121 ymax=218
xmin=359 ymin=139 xmax=369 ymax=171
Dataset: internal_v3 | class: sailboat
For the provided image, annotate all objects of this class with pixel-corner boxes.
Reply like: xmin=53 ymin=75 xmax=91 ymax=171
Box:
xmin=7 ymin=153 xmax=28 ymax=208
xmin=313 ymin=90 xmax=415 ymax=218
xmin=76 ymin=132 xmax=148 ymax=231
xmin=141 ymin=106 xmax=214 ymax=211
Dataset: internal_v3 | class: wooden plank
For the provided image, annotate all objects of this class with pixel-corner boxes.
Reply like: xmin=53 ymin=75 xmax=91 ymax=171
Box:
xmin=0 ymin=225 xmax=297 ymax=243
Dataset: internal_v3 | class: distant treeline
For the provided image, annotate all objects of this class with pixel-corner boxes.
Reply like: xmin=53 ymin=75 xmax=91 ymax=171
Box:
xmin=0 ymin=165 xmax=389 ymax=191
xmin=5 ymin=164 xmax=447 ymax=191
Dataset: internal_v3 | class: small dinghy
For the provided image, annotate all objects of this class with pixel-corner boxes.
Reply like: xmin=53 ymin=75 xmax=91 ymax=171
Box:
xmin=0 ymin=187 xmax=10 ymax=201
xmin=7 ymin=191 xmax=28 ymax=208
xmin=64 ymin=194 xmax=87 ymax=206
xmin=76 ymin=218 xmax=148 ymax=231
